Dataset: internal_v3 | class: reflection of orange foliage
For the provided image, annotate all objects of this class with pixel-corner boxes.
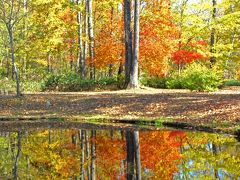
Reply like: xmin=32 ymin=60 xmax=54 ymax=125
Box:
xmin=95 ymin=131 xmax=186 ymax=180
xmin=96 ymin=134 xmax=126 ymax=179
xmin=140 ymin=131 xmax=186 ymax=179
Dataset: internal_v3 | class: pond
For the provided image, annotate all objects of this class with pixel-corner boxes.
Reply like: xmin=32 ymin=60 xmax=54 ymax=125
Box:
xmin=0 ymin=123 xmax=239 ymax=179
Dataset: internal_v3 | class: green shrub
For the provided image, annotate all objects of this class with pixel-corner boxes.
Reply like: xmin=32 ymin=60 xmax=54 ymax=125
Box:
xmin=179 ymin=63 xmax=223 ymax=91
xmin=21 ymin=81 xmax=43 ymax=92
xmin=166 ymin=74 xmax=184 ymax=89
xmin=224 ymin=79 xmax=240 ymax=86
xmin=141 ymin=76 xmax=168 ymax=89
xmin=41 ymin=72 xmax=120 ymax=91
xmin=0 ymin=78 xmax=15 ymax=91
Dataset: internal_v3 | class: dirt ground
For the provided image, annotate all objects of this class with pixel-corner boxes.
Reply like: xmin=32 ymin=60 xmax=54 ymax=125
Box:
xmin=0 ymin=88 xmax=239 ymax=131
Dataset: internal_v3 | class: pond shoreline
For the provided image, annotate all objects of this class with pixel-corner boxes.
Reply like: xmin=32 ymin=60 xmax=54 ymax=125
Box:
xmin=0 ymin=118 xmax=239 ymax=140
xmin=0 ymin=89 xmax=239 ymax=136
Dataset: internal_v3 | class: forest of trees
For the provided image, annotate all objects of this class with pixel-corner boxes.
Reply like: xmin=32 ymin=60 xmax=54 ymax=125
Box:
xmin=0 ymin=0 xmax=239 ymax=95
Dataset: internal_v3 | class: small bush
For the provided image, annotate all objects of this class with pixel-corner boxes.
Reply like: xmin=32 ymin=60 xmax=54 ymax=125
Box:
xmin=0 ymin=78 xmax=15 ymax=91
xmin=141 ymin=76 xmax=168 ymax=89
xmin=21 ymin=81 xmax=43 ymax=92
xmin=166 ymin=74 xmax=184 ymax=89
xmin=179 ymin=63 xmax=223 ymax=91
xmin=41 ymin=72 xmax=119 ymax=91
xmin=224 ymin=79 xmax=240 ymax=86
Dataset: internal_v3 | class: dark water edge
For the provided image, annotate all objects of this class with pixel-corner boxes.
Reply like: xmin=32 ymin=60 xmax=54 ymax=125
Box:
xmin=0 ymin=120 xmax=239 ymax=179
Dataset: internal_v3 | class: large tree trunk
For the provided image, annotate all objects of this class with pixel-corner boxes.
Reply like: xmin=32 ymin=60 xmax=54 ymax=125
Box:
xmin=210 ymin=0 xmax=217 ymax=66
xmin=87 ymin=0 xmax=95 ymax=79
xmin=124 ymin=0 xmax=133 ymax=87
xmin=128 ymin=0 xmax=140 ymax=88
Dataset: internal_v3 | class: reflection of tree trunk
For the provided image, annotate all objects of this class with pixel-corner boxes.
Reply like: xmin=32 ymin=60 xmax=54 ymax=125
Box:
xmin=91 ymin=130 xmax=96 ymax=180
xmin=86 ymin=131 xmax=91 ymax=179
xmin=212 ymin=143 xmax=219 ymax=179
xmin=133 ymin=131 xmax=141 ymax=180
xmin=110 ymin=130 xmax=114 ymax=140
xmin=27 ymin=155 xmax=30 ymax=179
xmin=126 ymin=131 xmax=135 ymax=180
xmin=79 ymin=130 xmax=85 ymax=180
xmin=72 ymin=134 xmax=77 ymax=145
xmin=13 ymin=131 xmax=21 ymax=180
xmin=48 ymin=130 xmax=51 ymax=144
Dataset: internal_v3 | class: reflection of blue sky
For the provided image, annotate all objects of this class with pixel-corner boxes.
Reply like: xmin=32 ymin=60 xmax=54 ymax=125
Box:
xmin=173 ymin=141 xmax=239 ymax=180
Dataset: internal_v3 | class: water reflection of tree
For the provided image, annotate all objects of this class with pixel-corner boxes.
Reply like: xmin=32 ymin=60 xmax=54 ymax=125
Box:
xmin=125 ymin=131 xmax=141 ymax=180
xmin=0 ymin=129 xmax=239 ymax=179
xmin=175 ymin=133 xmax=240 ymax=179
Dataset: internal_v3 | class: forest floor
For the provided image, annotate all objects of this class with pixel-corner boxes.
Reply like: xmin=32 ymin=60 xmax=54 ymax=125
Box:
xmin=0 ymin=88 xmax=239 ymax=134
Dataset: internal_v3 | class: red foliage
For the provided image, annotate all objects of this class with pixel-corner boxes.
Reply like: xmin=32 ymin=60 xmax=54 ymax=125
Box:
xmin=172 ymin=50 xmax=204 ymax=64
xmin=171 ymin=40 xmax=208 ymax=65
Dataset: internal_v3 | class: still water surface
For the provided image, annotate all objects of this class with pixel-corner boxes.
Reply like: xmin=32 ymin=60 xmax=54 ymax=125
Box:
xmin=0 ymin=127 xmax=239 ymax=179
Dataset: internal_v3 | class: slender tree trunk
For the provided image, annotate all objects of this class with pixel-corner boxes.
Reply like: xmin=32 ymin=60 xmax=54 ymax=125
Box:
xmin=48 ymin=129 xmax=51 ymax=144
xmin=128 ymin=0 xmax=140 ymax=88
xmin=8 ymin=25 xmax=20 ymax=96
xmin=210 ymin=0 xmax=217 ymax=66
xmin=91 ymin=130 xmax=96 ymax=180
xmin=87 ymin=0 xmax=95 ymax=79
xmin=83 ymin=0 xmax=88 ymax=78
xmin=133 ymin=131 xmax=141 ymax=180
xmin=124 ymin=0 xmax=133 ymax=87
xmin=85 ymin=130 xmax=91 ymax=179
xmin=77 ymin=0 xmax=85 ymax=78
xmin=22 ymin=0 xmax=28 ymax=77
xmin=212 ymin=142 xmax=220 ymax=179
xmin=109 ymin=6 xmax=114 ymax=77
xmin=79 ymin=130 xmax=85 ymax=180
xmin=13 ymin=131 xmax=21 ymax=180
xmin=47 ymin=53 xmax=51 ymax=73
xmin=6 ymin=48 xmax=10 ymax=77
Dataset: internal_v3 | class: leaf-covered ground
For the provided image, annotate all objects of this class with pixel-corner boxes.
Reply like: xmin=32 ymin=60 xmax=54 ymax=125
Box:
xmin=0 ymin=88 xmax=239 ymax=133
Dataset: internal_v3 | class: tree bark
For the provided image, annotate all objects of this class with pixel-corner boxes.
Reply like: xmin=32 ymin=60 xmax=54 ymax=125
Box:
xmin=109 ymin=6 xmax=114 ymax=77
xmin=8 ymin=25 xmax=20 ymax=96
xmin=87 ymin=0 xmax=95 ymax=79
xmin=210 ymin=0 xmax=217 ymax=66
xmin=77 ymin=0 xmax=85 ymax=78
xmin=128 ymin=0 xmax=140 ymax=88
xmin=124 ymin=0 xmax=133 ymax=87
xmin=83 ymin=0 xmax=88 ymax=78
